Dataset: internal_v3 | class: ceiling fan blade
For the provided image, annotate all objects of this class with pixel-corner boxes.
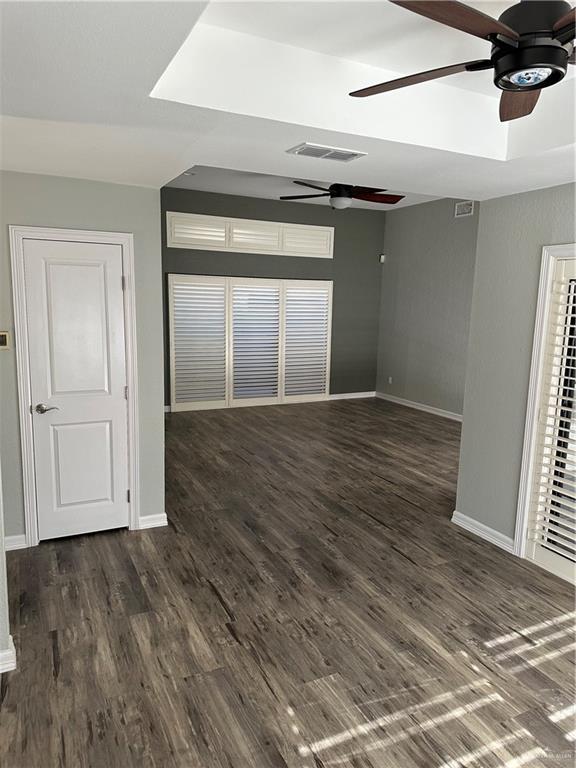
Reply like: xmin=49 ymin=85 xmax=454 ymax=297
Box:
xmin=554 ymin=6 xmax=575 ymax=43
xmin=351 ymin=186 xmax=387 ymax=194
xmin=353 ymin=192 xmax=405 ymax=204
xmin=553 ymin=6 xmax=575 ymax=33
xmin=280 ymin=193 xmax=330 ymax=200
xmin=350 ymin=59 xmax=492 ymax=97
xmin=293 ymin=180 xmax=330 ymax=192
xmin=499 ymin=89 xmax=541 ymax=122
xmin=390 ymin=1 xmax=519 ymax=41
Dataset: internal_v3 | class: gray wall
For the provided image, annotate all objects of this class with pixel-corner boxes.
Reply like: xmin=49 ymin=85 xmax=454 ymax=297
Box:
xmin=0 ymin=171 xmax=164 ymax=537
xmin=161 ymin=187 xmax=386 ymax=399
xmin=456 ymin=183 xmax=576 ymax=539
xmin=376 ymin=198 xmax=479 ymax=415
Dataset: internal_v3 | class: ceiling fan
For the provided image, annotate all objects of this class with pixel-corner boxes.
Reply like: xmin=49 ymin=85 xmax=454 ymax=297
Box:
xmin=350 ymin=0 xmax=575 ymax=121
xmin=280 ymin=181 xmax=405 ymax=209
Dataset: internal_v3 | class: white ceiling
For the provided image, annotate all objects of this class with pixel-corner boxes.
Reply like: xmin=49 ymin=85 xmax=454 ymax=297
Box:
xmin=167 ymin=165 xmax=437 ymax=209
xmin=1 ymin=1 xmax=574 ymax=204
xmin=201 ymin=1 xmax=514 ymax=97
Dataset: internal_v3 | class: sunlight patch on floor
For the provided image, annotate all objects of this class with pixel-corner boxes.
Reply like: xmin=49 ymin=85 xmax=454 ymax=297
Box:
xmin=484 ymin=611 xmax=575 ymax=648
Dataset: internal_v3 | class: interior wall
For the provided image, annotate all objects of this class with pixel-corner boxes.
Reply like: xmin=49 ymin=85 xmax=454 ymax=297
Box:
xmin=456 ymin=183 xmax=576 ymax=540
xmin=161 ymin=187 xmax=386 ymax=400
xmin=0 ymin=171 xmax=165 ymax=538
xmin=376 ymin=198 xmax=479 ymax=415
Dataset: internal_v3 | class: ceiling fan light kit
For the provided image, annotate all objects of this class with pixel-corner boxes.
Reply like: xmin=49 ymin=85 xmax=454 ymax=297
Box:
xmin=279 ymin=181 xmax=405 ymax=210
xmin=494 ymin=2 xmax=571 ymax=91
xmin=330 ymin=195 xmax=353 ymax=210
xmin=349 ymin=0 xmax=575 ymax=121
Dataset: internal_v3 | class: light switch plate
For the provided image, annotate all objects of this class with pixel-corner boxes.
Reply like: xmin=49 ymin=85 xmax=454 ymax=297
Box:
xmin=0 ymin=331 xmax=11 ymax=350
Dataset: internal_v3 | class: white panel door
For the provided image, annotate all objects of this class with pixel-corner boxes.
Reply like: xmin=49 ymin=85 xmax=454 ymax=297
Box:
xmin=24 ymin=239 xmax=129 ymax=540
xmin=169 ymin=275 xmax=228 ymax=411
xmin=283 ymin=281 xmax=332 ymax=402
xmin=231 ymin=279 xmax=281 ymax=406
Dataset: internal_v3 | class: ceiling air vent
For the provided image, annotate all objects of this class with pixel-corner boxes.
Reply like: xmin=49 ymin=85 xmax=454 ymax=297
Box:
xmin=454 ymin=200 xmax=475 ymax=218
xmin=286 ymin=143 xmax=367 ymax=163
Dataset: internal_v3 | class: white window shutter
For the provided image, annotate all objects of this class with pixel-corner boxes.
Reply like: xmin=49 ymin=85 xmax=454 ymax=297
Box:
xmin=527 ymin=256 xmax=576 ymax=578
xmin=282 ymin=225 xmax=333 ymax=258
xmin=231 ymin=281 xmax=281 ymax=403
xmin=168 ymin=275 xmax=227 ymax=410
xmin=284 ymin=282 xmax=332 ymax=399
xmin=166 ymin=212 xmax=333 ymax=258
xmin=167 ymin=213 xmax=227 ymax=250
xmin=229 ymin=221 xmax=281 ymax=252
xmin=168 ymin=275 xmax=333 ymax=411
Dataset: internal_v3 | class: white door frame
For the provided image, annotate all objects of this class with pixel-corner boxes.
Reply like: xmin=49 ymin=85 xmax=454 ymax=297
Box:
xmin=9 ymin=226 xmax=140 ymax=547
xmin=514 ymin=242 xmax=576 ymax=563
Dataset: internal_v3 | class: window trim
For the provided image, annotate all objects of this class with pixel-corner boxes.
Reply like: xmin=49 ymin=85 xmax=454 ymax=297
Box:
xmin=515 ymin=242 xmax=576 ymax=581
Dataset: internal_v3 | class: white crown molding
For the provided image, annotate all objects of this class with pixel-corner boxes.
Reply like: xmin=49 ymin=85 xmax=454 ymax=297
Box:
xmin=0 ymin=636 xmax=16 ymax=673
xmin=452 ymin=510 xmax=515 ymax=554
xmin=376 ymin=392 xmax=462 ymax=422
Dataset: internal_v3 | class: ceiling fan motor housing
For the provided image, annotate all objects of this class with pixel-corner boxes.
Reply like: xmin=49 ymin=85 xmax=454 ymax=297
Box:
xmin=492 ymin=0 xmax=571 ymax=91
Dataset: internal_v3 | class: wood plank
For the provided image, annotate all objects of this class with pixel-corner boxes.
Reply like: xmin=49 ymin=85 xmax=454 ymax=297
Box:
xmin=2 ymin=399 xmax=574 ymax=767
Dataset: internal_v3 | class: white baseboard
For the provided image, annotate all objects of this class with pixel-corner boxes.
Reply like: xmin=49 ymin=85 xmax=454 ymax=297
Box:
xmin=168 ymin=394 xmax=376 ymax=413
xmin=4 ymin=517 xmax=168 ymax=548
xmin=376 ymin=392 xmax=463 ymax=422
xmin=451 ymin=510 xmax=515 ymax=554
xmin=329 ymin=391 xmax=376 ymax=400
xmin=137 ymin=513 xmax=168 ymax=530
xmin=5 ymin=534 xmax=27 ymax=551
xmin=0 ymin=636 xmax=16 ymax=673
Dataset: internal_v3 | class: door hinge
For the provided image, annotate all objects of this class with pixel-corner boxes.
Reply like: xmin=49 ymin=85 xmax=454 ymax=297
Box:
xmin=121 ymin=275 xmax=126 ymax=291
xmin=124 ymin=385 xmax=128 ymax=400
xmin=127 ymin=489 xmax=131 ymax=503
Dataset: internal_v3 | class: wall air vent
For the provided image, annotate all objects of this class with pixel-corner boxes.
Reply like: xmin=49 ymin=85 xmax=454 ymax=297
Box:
xmin=454 ymin=200 xmax=475 ymax=218
xmin=286 ymin=143 xmax=367 ymax=163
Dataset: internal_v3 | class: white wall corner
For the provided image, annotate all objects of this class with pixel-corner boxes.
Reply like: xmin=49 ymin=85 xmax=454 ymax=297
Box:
xmin=4 ymin=534 xmax=28 ymax=552
xmin=0 ymin=636 xmax=16 ymax=673
xmin=451 ymin=510 xmax=515 ymax=554
xmin=376 ymin=392 xmax=463 ymax=422
xmin=137 ymin=513 xmax=168 ymax=530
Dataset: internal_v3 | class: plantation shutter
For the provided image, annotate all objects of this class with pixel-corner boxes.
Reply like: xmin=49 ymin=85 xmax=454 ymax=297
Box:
xmin=228 ymin=221 xmax=281 ymax=252
xmin=168 ymin=275 xmax=227 ymax=411
xmin=284 ymin=282 xmax=332 ymax=400
xmin=169 ymin=276 xmax=333 ymax=411
xmin=527 ymin=256 xmax=576 ymax=580
xmin=167 ymin=213 xmax=227 ymax=250
xmin=231 ymin=281 xmax=281 ymax=404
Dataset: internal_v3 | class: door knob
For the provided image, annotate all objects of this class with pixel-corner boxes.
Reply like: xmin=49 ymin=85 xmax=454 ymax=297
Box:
xmin=35 ymin=403 xmax=59 ymax=414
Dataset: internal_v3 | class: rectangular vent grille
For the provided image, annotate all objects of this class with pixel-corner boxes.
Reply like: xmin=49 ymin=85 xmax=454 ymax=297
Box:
xmin=455 ymin=201 xmax=475 ymax=218
xmin=286 ymin=142 xmax=367 ymax=163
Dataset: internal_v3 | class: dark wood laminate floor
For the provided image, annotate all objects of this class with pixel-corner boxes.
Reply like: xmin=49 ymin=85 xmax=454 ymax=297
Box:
xmin=2 ymin=398 xmax=575 ymax=767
